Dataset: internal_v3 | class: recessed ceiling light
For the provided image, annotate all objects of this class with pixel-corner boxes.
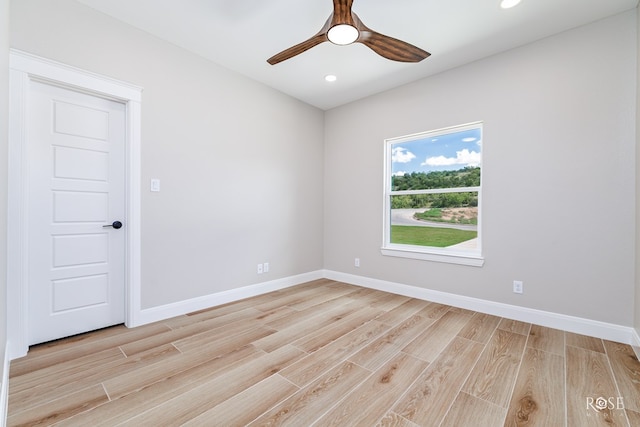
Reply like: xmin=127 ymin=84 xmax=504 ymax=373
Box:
xmin=325 ymin=75 xmax=337 ymax=82
xmin=500 ymin=0 xmax=521 ymax=9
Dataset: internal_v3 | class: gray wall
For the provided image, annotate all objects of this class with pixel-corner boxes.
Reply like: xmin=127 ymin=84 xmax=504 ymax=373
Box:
xmin=324 ymin=11 xmax=637 ymax=326
xmin=10 ymin=0 xmax=325 ymax=308
xmin=7 ymin=1 xmax=639 ymax=330
xmin=636 ymin=4 xmax=640 ymax=337
xmin=1 ymin=0 xmax=9 ymax=372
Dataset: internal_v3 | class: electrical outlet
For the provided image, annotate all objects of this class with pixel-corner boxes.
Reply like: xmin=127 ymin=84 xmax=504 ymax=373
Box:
xmin=354 ymin=258 xmax=360 ymax=268
xmin=263 ymin=262 xmax=269 ymax=273
xmin=513 ymin=280 xmax=523 ymax=294
xmin=257 ymin=263 xmax=263 ymax=274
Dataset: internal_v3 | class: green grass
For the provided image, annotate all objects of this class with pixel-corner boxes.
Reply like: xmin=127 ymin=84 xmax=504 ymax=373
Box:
xmin=414 ymin=208 xmax=478 ymax=225
xmin=391 ymin=225 xmax=477 ymax=247
xmin=415 ymin=208 xmax=443 ymax=219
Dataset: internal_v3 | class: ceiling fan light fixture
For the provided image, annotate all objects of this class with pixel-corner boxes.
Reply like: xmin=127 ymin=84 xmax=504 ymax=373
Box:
xmin=266 ymin=0 xmax=430 ymax=65
xmin=500 ymin=0 xmax=522 ymax=9
xmin=327 ymin=24 xmax=359 ymax=45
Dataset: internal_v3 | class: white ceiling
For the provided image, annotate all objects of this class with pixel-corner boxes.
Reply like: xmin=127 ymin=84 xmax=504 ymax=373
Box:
xmin=76 ymin=0 xmax=638 ymax=110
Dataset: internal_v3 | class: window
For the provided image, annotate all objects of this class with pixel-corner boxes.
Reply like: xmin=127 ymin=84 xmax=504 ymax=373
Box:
xmin=382 ymin=122 xmax=483 ymax=266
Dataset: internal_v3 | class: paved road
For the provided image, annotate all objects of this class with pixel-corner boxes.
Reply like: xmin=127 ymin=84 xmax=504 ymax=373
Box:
xmin=391 ymin=209 xmax=477 ymax=231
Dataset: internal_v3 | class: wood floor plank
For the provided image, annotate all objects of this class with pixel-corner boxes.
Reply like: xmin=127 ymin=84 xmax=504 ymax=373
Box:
xmin=504 ymin=347 xmax=565 ymax=427
xmin=344 ymin=289 xmax=407 ymax=311
xmin=251 ymin=305 xmax=299 ymax=324
xmin=566 ymin=331 xmax=605 ymax=353
xmin=116 ymin=345 xmax=306 ymax=426
xmin=64 ymin=345 xmax=264 ymax=425
xmin=462 ymin=329 xmax=527 ymax=408
xmin=7 ymin=384 xmax=109 ymax=426
xmin=292 ymin=307 xmax=383 ymax=353
xmin=247 ymin=361 xmax=371 ymax=427
xmin=314 ymin=352 xmax=428 ymax=427
xmin=264 ymin=301 xmax=330 ymax=331
xmin=566 ymin=345 xmax=627 ymax=426
xmin=103 ymin=344 xmax=257 ymax=401
xmin=9 ymin=343 xmax=178 ymax=414
xmin=392 ymin=337 xmax=485 ymax=426
xmin=402 ymin=310 xmax=473 ymax=363
xmin=120 ymin=309 xmax=268 ymax=355
xmin=498 ymin=319 xmax=531 ymax=336
xmin=457 ymin=312 xmax=501 ymax=344
xmin=9 ymin=322 xmax=171 ymax=377
xmin=181 ymin=374 xmax=299 ymax=426
xmin=9 ymin=281 xmax=640 ymax=426
xmin=349 ymin=304 xmax=449 ymax=370
xmin=447 ymin=306 xmax=476 ymax=316
xmin=375 ymin=298 xmax=432 ymax=327
xmin=18 ymin=324 xmax=129 ymax=356
xmin=366 ymin=292 xmax=411 ymax=312
xmin=166 ymin=303 xmax=294 ymax=329
xmin=281 ymin=320 xmax=389 ymax=387
xmin=253 ymin=301 xmax=366 ymax=353
xmin=16 ymin=320 xmax=167 ymax=360
xmin=164 ymin=300 xmax=274 ymax=329
xmin=625 ymin=410 xmax=640 ymax=426
xmin=286 ymin=283 xmax=359 ymax=311
xmin=172 ymin=323 xmax=275 ymax=354
xmin=8 ymin=347 xmax=124 ymax=395
xmin=440 ymin=391 xmax=506 ymax=427
xmin=376 ymin=412 xmax=421 ymax=427
xmin=603 ymin=340 xmax=640 ymax=413
xmin=252 ymin=281 xmax=346 ymax=313
xmin=527 ymin=325 xmax=565 ymax=355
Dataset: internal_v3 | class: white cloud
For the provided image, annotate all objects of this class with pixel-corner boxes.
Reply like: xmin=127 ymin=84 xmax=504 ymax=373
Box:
xmin=422 ymin=149 xmax=481 ymax=167
xmin=462 ymin=137 xmax=477 ymax=142
xmin=392 ymin=147 xmax=416 ymax=163
xmin=393 ymin=171 xmax=407 ymax=177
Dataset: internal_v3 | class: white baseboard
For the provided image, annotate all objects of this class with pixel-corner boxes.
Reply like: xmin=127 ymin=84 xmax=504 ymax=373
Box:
xmin=324 ymin=270 xmax=637 ymax=346
xmin=0 ymin=345 xmax=9 ymax=427
xmin=130 ymin=270 xmax=324 ymax=327
xmin=127 ymin=267 xmax=637 ymax=347
xmin=631 ymin=329 xmax=640 ymax=360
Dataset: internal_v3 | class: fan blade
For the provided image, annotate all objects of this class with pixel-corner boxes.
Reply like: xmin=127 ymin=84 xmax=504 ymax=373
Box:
xmin=332 ymin=0 xmax=355 ymax=25
xmin=267 ymin=33 xmax=328 ymax=65
xmin=352 ymin=12 xmax=430 ymax=63
xmin=267 ymin=16 xmax=333 ymax=65
xmin=357 ymin=30 xmax=430 ymax=63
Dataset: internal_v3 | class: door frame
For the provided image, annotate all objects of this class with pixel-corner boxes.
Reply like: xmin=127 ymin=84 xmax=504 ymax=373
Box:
xmin=8 ymin=50 xmax=143 ymax=359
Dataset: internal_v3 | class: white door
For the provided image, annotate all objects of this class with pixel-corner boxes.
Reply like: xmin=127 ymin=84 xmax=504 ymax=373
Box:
xmin=27 ymin=80 xmax=126 ymax=345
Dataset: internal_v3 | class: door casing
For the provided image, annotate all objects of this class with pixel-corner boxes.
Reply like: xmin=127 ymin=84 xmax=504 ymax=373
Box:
xmin=8 ymin=50 xmax=143 ymax=359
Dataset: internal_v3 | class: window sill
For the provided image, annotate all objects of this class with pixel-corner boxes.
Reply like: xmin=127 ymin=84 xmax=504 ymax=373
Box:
xmin=381 ymin=245 xmax=484 ymax=267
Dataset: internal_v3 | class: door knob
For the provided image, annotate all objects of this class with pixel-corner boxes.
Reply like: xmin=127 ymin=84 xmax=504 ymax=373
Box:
xmin=103 ymin=221 xmax=123 ymax=229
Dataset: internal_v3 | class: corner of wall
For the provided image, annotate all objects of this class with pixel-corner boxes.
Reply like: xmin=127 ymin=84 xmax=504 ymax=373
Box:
xmin=1 ymin=0 xmax=11 ymax=422
xmin=635 ymin=3 xmax=640 ymax=357
xmin=0 ymin=346 xmax=8 ymax=427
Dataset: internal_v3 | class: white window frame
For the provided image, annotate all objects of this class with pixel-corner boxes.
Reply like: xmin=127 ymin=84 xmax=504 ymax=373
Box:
xmin=381 ymin=122 xmax=484 ymax=267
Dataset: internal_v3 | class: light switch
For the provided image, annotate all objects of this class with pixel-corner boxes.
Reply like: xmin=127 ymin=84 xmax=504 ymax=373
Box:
xmin=150 ymin=179 xmax=160 ymax=192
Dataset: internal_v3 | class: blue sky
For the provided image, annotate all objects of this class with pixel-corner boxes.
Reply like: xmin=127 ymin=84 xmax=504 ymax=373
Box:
xmin=391 ymin=127 xmax=482 ymax=176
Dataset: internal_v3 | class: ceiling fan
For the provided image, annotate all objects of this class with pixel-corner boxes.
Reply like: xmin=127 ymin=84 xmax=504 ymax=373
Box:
xmin=267 ymin=0 xmax=430 ymax=65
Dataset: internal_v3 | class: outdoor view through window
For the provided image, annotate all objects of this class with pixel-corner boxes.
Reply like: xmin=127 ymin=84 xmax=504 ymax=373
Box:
xmin=383 ymin=122 xmax=482 ymax=264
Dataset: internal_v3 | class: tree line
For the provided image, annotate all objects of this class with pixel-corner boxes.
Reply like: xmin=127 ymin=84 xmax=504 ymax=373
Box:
xmin=392 ymin=167 xmax=480 ymax=191
xmin=391 ymin=167 xmax=480 ymax=209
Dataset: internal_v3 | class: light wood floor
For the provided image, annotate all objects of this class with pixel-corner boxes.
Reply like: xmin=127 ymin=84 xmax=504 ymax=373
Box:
xmin=8 ymin=279 xmax=640 ymax=426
